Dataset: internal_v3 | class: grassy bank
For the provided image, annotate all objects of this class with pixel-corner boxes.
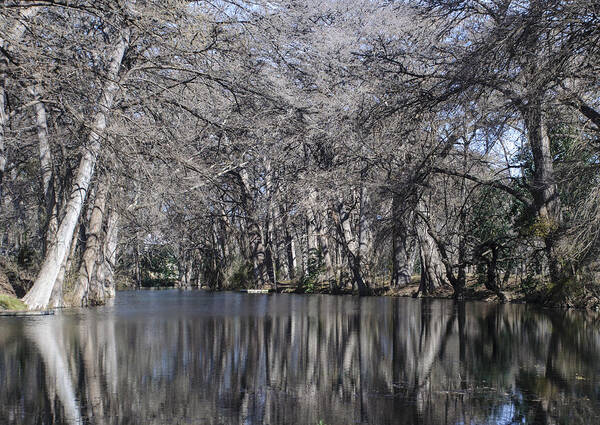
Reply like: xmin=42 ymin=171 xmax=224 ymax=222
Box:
xmin=0 ymin=294 xmax=28 ymax=311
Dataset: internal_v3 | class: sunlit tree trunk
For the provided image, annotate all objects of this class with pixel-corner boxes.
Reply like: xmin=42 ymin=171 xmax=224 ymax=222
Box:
xmin=239 ymin=169 xmax=271 ymax=287
xmin=279 ymin=203 xmax=296 ymax=280
xmin=357 ymin=185 xmax=373 ymax=280
xmin=333 ymin=200 xmax=370 ymax=295
xmin=23 ymin=26 xmax=130 ymax=309
xmin=319 ymin=223 xmax=334 ymax=285
xmin=416 ymin=216 xmax=445 ymax=295
xmin=524 ymin=101 xmax=561 ymax=280
xmin=73 ymin=175 xmax=110 ymax=305
xmin=92 ymin=208 xmax=120 ymax=303
xmin=48 ymin=216 xmax=82 ymax=308
xmin=0 ymin=82 xmax=7 ymax=204
xmin=29 ymin=85 xmax=58 ymax=254
xmin=390 ymin=194 xmax=412 ymax=287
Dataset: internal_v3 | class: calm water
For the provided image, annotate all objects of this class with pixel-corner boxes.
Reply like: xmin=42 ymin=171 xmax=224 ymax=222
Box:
xmin=1 ymin=291 xmax=600 ymax=425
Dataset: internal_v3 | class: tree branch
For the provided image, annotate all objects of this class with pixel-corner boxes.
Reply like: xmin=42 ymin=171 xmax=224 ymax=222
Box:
xmin=432 ymin=166 xmax=530 ymax=206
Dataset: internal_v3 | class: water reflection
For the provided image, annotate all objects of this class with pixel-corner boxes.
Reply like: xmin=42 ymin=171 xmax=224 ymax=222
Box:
xmin=1 ymin=291 xmax=600 ymax=424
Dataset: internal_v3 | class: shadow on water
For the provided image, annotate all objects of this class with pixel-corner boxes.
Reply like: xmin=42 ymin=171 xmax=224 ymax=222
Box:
xmin=1 ymin=290 xmax=600 ymax=424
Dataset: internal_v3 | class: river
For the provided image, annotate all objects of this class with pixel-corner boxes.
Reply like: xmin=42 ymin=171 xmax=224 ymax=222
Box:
xmin=1 ymin=290 xmax=599 ymax=424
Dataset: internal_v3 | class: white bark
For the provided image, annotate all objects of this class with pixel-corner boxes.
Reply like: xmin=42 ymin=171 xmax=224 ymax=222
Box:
xmin=74 ymin=175 xmax=110 ymax=305
xmin=29 ymin=85 xmax=59 ymax=251
xmin=22 ymin=26 xmax=130 ymax=310
xmin=0 ymin=83 xmax=7 ymax=195
xmin=416 ymin=216 xmax=445 ymax=294
xmin=102 ymin=209 xmax=119 ymax=299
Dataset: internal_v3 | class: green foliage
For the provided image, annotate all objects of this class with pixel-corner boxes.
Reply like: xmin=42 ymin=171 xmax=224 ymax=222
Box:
xmin=299 ymin=248 xmax=323 ymax=293
xmin=520 ymin=275 xmax=544 ymax=295
xmin=475 ymin=263 xmax=486 ymax=287
xmin=140 ymin=246 xmax=178 ymax=287
xmin=0 ymin=294 xmax=28 ymax=311
xmin=469 ymin=185 xmax=520 ymax=285
xmin=469 ymin=186 xmax=517 ymax=243
xmin=224 ymin=257 xmax=253 ymax=289
xmin=524 ymin=216 xmax=558 ymax=239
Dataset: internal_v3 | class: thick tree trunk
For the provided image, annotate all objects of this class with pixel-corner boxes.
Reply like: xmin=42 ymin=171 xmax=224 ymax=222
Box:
xmin=270 ymin=208 xmax=284 ymax=284
xmin=134 ymin=236 xmax=142 ymax=288
xmin=481 ymin=243 xmax=507 ymax=302
xmin=417 ymin=210 xmax=466 ymax=299
xmin=300 ymin=227 xmax=309 ymax=276
xmin=306 ymin=205 xmax=319 ymax=263
xmin=390 ymin=195 xmax=412 ymax=287
xmin=280 ymin=204 xmax=296 ymax=280
xmin=238 ymin=169 xmax=271 ymax=287
xmin=357 ymin=185 xmax=373 ymax=284
xmin=308 ymin=191 xmax=334 ymax=284
xmin=264 ymin=162 xmax=277 ymax=288
xmin=333 ymin=201 xmax=370 ymax=295
xmin=91 ymin=208 xmax=119 ymax=303
xmin=319 ymin=226 xmax=334 ymax=285
xmin=265 ymin=210 xmax=277 ymax=288
xmin=249 ymin=221 xmax=269 ymax=286
xmin=416 ymin=217 xmax=445 ymax=295
xmin=178 ymin=248 xmax=193 ymax=288
xmin=48 ymin=216 xmax=83 ymax=308
xmin=525 ymin=102 xmax=561 ymax=281
xmin=0 ymin=83 xmax=7 ymax=202
xmin=286 ymin=232 xmax=297 ymax=280
xmin=22 ymin=26 xmax=130 ymax=309
xmin=73 ymin=176 xmax=110 ymax=306
xmin=29 ymin=85 xmax=59 ymax=254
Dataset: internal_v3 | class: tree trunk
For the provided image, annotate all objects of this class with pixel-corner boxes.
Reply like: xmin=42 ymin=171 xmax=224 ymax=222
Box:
xmin=390 ymin=195 xmax=412 ymax=287
xmin=483 ymin=244 xmax=507 ymax=303
xmin=333 ymin=201 xmax=370 ymax=295
xmin=134 ymin=238 xmax=141 ymax=287
xmin=238 ymin=169 xmax=271 ymax=287
xmin=286 ymin=231 xmax=297 ymax=280
xmin=265 ymin=211 xmax=277 ymax=288
xmin=264 ymin=161 xmax=277 ymax=288
xmin=417 ymin=210 xmax=466 ymax=299
xmin=29 ymin=85 xmax=59 ymax=255
xmin=92 ymin=208 xmax=120 ymax=303
xmin=73 ymin=175 xmax=110 ymax=306
xmin=525 ymin=102 xmax=561 ymax=281
xmin=22 ymin=26 xmax=130 ymax=310
xmin=308 ymin=191 xmax=334 ymax=284
xmin=0 ymin=82 xmax=7 ymax=203
xmin=280 ymin=204 xmax=296 ymax=280
xmin=357 ymin=185 xmax=372 ymax=280
xmin=319 ymin=225 xmax=334 ymax=286
xmin=416 ymin=216 xmax=445 ymax=295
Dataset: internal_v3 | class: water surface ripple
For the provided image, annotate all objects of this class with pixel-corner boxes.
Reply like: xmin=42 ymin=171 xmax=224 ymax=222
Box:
xmin=1 ymin=290 xmax=599 ymax=424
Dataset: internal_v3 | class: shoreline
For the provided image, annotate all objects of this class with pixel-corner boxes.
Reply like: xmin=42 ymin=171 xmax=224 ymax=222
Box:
xmin=128 ymin=280 xmax=600 ymax=311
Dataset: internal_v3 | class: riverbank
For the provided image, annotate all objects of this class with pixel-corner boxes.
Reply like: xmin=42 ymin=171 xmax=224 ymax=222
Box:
xmin=0 ymin=294 xmax=28 ymax=311
xmin=266 ymin=276 xmax=600 ymax=311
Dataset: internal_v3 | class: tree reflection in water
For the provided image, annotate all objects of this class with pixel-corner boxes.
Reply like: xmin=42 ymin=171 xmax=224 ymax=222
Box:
xmin=1 ymin=291 xmax=600 ymax=424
